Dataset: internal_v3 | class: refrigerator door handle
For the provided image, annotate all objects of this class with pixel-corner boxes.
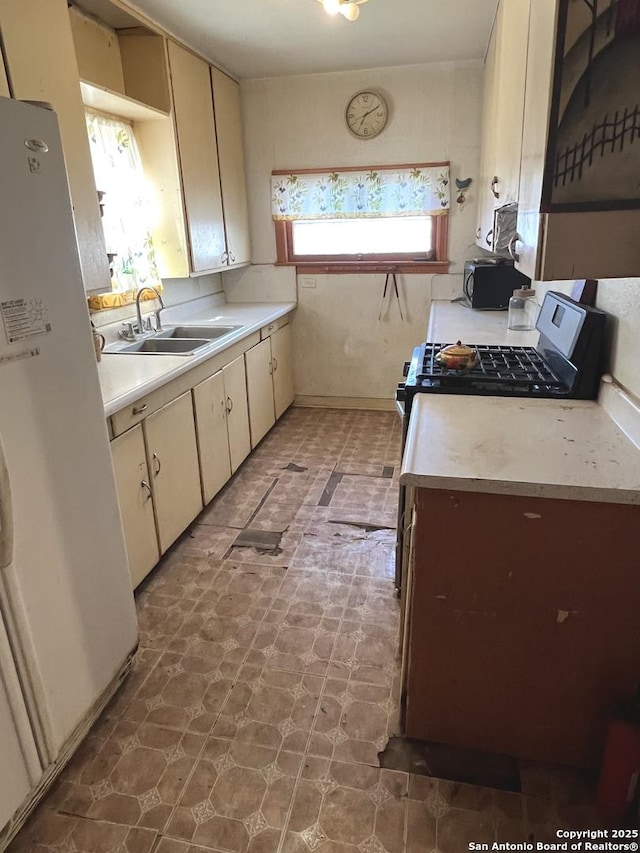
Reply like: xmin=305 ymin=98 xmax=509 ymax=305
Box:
xmin=0 ymin=435 xmax=13 ymax=570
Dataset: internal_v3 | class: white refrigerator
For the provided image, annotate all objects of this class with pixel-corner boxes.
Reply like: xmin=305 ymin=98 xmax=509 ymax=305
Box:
xmin=0 ymin=98 xmax=138 ymax=846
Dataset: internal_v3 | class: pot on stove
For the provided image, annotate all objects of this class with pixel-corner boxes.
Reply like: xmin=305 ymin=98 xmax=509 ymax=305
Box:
xmin=435 ymin=340 xmax=479 ymax=373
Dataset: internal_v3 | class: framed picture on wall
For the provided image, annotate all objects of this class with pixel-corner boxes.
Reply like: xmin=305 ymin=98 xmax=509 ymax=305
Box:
xmin=542 ymin=0 xmax=640 ymax=212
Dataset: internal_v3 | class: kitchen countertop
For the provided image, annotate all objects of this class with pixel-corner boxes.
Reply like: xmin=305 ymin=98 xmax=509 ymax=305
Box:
xmin=426 ymin=299 xmax=539 ymax=347
xmin=99 ymin=301 xmax=296 ymax=417
xmin=400 ymin=300 xmax=640 ymax=504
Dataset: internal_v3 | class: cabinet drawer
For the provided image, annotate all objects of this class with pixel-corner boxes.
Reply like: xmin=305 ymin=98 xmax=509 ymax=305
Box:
xmin=110 ymin=374 xmax=191 ymax=437
xmin=260 ymin=317 xmax=289 ymax=340
xmin=108 ymin=332 xmax=261 ymax=438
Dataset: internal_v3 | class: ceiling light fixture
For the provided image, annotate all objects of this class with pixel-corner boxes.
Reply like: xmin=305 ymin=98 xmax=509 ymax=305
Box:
xmin=317 ymin=0 xmax=368 ymax=22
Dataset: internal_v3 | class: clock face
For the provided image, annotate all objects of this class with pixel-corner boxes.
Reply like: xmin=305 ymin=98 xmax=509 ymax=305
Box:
xmin=345 ymin=91 xmax=388 ymax=139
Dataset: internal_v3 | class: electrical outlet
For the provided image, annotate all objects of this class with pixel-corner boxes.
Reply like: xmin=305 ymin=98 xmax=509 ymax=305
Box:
xmin=300 ymin=277 xmax=316 ymax=289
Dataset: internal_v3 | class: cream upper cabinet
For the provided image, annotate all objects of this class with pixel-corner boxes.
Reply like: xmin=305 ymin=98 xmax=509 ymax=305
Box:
xmin=222 ymin=355 xmax=251 ymax=472
xmin=0 ymin=0 xmax=111 ymax=295
xmin=476 ymin=0 xmax=529 ymax=251
xmin=515 ymin=0 xmax=558 ymax=279
xmin=167 ymin=41 xmax=226 ymax=274
xmin=492 ymin=0 xmax=529 ymax=206
xmin=211 ymin=67 xmax=251 ymax=267
xmin=245 ymin=338 xmax=276 ymax=448
xmin=193 ymin=370 xmax=232 ymax=504
xmin=110 ymin=424 xmax=159 ymax=590
xmin=271 ymin=324 xmax=295 ymax=419
xmin=144 ymin=391 xmax=203 ymax=554
xmin=476 ymin=18 xmax=500 ymax=249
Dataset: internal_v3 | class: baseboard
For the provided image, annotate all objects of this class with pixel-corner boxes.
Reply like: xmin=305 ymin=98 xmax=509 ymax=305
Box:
xmin=294 ymin=395 xmax=395 ymax=412
xmin=0 ymin=651 xmax=136 ymax=853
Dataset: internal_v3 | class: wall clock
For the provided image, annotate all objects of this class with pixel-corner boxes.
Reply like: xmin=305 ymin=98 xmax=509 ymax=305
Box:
xmin=345 ymin=90 xmax=388 ymax=139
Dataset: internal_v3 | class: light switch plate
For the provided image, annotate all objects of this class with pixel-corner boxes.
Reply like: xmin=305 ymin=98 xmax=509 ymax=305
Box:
xmin=300 ymin=277 xmax=316 ymax=289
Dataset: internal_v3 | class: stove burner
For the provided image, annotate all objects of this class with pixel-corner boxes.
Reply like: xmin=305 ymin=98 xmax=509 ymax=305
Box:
xmin=417 ymin=343 xmax=566 ymax=395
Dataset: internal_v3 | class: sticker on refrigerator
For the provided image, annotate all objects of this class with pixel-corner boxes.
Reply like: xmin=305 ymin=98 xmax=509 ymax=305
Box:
xmin=1 ymin=298 xmax=51 ymax=343
xmin=0 ymin=347 xmax=41 ymax=366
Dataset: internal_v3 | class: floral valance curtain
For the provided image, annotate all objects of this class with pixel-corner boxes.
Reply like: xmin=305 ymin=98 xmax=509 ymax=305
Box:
xmin=86 ymin=112 xmax=161 ymax=293
xmin=271 ymin=164 xmax=450 ymax=220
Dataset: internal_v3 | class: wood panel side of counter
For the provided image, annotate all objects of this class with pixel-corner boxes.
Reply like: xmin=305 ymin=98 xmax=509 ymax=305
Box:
xmin=404 ymin=487 xmax=640 ymax=768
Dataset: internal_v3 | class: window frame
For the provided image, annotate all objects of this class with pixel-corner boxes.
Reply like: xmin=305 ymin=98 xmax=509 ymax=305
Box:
xmin=272 ymin=162 xmax=450 ymax=275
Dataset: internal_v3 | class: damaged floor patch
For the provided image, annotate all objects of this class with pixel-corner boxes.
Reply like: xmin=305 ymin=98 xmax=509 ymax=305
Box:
xmin=379 ymin=736 xmax=522 ymax=793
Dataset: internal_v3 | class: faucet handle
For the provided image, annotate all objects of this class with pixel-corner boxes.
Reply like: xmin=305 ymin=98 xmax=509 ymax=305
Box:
xmin=119 ymin=321 xmax=137 ymax=341
xmin=154 ymin=309 xmax=163 ymax=332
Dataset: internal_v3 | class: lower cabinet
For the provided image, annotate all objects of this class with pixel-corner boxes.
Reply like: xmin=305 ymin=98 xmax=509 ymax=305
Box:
xmin=271 ymin=324 xmax=295 ymax=419
xmin=245 ymin=324 xmax=295 ymax=448
xmin=223 ymin=355 xmax=252 ymax=473
xmin=245 ymin=338 xmax=276 ymax=448
xmin=193 ymin=355 xmax=251 ymax=505
xmin=110 ymin=424 xmax=159 ymax=589
xmin=109 ymin=318 xmax=294 ymax=590
xmin=144 ymin=391 xmax=203 ymax=555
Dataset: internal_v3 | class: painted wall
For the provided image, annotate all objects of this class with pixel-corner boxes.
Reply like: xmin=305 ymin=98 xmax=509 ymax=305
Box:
xmin=90 ymin=273 xmax=223 ymax=329
xmin=237 ymin=61 xmax=484 ymax=402
xmin=535 ymin=278 xmax=640 ymax=400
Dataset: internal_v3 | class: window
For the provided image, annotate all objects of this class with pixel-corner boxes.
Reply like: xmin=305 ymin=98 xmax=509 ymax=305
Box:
xmin=272 ymin=163 xmax=450 ymax=273
xmin=85 ymin=112 xmax=161 ymax=294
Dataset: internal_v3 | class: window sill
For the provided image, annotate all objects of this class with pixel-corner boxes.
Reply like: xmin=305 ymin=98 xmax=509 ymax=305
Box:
xmin=275 ymin=261 xmax=451 ymax=275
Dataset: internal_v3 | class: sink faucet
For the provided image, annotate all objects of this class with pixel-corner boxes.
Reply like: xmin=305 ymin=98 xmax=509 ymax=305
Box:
xmin=136 ymin=286 xmax=165 ymax=334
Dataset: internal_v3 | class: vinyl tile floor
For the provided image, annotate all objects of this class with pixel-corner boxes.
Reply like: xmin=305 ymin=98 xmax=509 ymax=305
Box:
xmin=9 ymin=409 xmax=603 ymax=853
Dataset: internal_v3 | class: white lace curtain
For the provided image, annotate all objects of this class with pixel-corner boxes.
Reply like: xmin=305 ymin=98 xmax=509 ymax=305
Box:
xmin=271 ymin=164 xmax=450 ymax=220
xmin=86 ymin=112 xmax=161 ymax=293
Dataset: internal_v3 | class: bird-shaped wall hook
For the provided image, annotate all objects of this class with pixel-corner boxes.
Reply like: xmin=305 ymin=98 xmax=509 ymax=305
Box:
xmin=455 ymin=177 xmax=472 ymax=206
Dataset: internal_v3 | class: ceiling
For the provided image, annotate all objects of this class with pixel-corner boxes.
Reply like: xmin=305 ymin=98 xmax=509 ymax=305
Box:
xmin=124 ymin=0 xmax=497 ymax=79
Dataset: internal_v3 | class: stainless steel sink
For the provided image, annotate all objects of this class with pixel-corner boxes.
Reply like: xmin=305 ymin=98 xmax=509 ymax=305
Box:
xmin=109 ymin=337 xmax=211 ymax=355
xmin=159 ymin=325 xmax=242 ymax=339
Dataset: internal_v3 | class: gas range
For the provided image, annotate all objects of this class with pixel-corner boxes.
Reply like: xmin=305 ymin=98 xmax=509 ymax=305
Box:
xmin=393 ymin=292 xmax=608 ymax=595
xmin=396 ymin=292 xmax=607 ymax=416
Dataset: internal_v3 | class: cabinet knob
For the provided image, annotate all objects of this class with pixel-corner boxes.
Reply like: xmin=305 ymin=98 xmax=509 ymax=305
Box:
xmin=490 ymin=176 xmax=500 ymax=199
xmin=132 ymin=403 xmax=147 ymax=416
xmin=141 ymin=480 xmax=153 ymax=502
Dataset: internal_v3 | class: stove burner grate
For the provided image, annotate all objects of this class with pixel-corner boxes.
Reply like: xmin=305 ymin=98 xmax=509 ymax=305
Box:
xmin=417 ymin=344 xmax=566 ymax=394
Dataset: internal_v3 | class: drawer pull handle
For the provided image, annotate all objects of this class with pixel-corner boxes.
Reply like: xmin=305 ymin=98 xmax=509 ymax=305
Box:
xmin=490 ymin=175 xmax=500 ymax=199
xmin=475 ymin=226 xmax=481 ymax=240
xmin=229 ymin=251 xmax=236 ymax=263
xmin=141 ymin=480 xmax=153 ymax=502
xmin=153 ymin=453 xmax=162 ymax=476
xmin=226 ymin=396 xmax=233 ymax=414
xmin=272 ymin=357 xmax=278 ymax=372
xmin=268 ymin=360 xmax=273 ymax=375
xmin=132 ymin=404 xmax=147 ymax=416
xmin=485 ymin=228 xmax=493 ymax=247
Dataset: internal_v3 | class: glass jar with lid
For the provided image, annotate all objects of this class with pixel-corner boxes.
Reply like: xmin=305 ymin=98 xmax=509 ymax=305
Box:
xmin=508 ymin=286 xmax=538 ymax=331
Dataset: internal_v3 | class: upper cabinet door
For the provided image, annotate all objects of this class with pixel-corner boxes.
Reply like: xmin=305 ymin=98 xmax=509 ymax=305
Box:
xmin=211 ymin=67 xmax=250 ymax=267
xmin=0 ymin=0 xmax=111 ymax=295
xmin=493 ymin=0 xmax=530 ymax=206
xmin=167 ymin=41 xmax=226 ymax=273
xmin=516 ymin=0 xmax=558 ymax=279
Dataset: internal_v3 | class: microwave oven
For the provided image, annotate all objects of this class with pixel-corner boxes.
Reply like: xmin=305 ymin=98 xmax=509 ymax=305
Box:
xmin=463 ymin=260 xmax=531 ymax=310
